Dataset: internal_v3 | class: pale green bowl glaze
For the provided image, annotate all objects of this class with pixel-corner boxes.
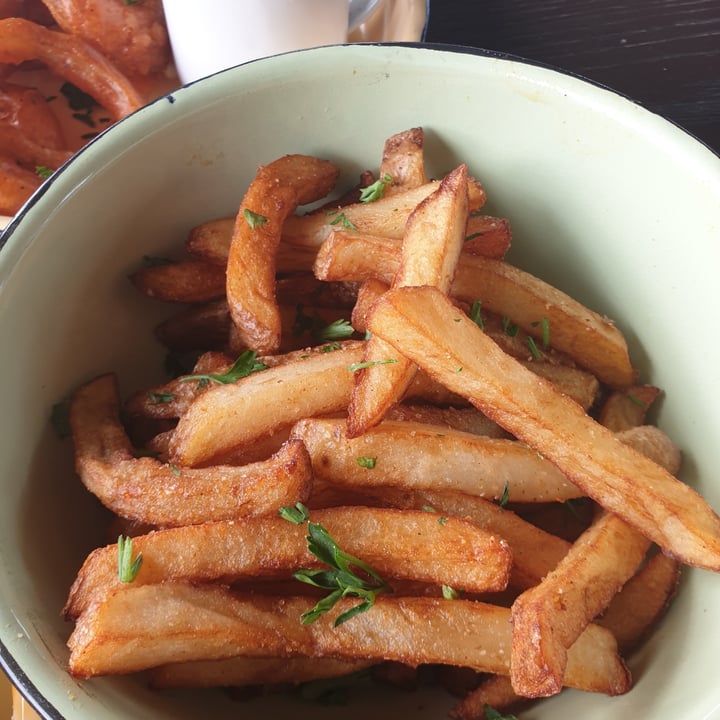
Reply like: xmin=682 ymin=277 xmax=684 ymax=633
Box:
xmin=1 ymin=44 xmax=719 ymax=719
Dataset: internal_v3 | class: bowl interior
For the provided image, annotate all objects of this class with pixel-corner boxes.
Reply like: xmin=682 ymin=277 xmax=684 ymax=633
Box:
xmin=1 ymin=43 xmax=720 ymax=719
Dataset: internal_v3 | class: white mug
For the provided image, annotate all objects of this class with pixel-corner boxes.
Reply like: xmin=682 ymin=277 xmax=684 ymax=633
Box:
xmin=163 ymin=0 xmax=355 ymax=84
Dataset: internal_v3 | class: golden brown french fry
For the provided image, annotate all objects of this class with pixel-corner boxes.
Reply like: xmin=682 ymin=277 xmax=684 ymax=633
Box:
xmin=353 ymin=283 xmax=596 ymax=411
xmin=226 ymin=154 xmax=339 ymax=353
xmin=450 ymin=674 xmax=527 ymax=720
xmin=125 ymin=351 xmax=233 ymax=420
xmin=67 ymin=583 xmax=629 ymax=697
xmin=169 ymin=343 xmax=364 ymax=467
xmin=599 ymin=384 xmax=661 ymax=432
xmin=65 ymin=506 xmax=512 ymax=620
xmin=127 ymin=343 xmax=360 ymax=423
xmin=517 ymin=361 xmax=599 ymax=410
xmin=282 ymin=179 xmax=486 ymax=249
xmin=463 ymin=214 xmax=512 ymax=260
xmin=129 ymin=259 xmax=226 ymax=303
xmin=385 ymin=404 xmax=507 ymax=438
xmin=509 ymin=511 xmax=651 ymax=697
xmin=185 ymin=215 xmax=318 ymax=273
xmin=316 ymin=232 xmax=635 ymax=387
xmin=154 ymin=300 xmax=231 ymax=352
xmin=366 ymin=285 xmax=720 ymax=570
xmin=351 ymin=278 xmax=387 ymax=333
xmin=378 ymin=126 xmax=427 ymax=193
xmin=615 ymin=424 xmax=681 ymax=475
xmin=276 ymin=274 xmax=358 ymax=309
xmin=69 ymin=374 xmax=311 ymax=525
xmin=151 ymin=656 xmax=373 ymax=689
xmin=292 ymin=418 xmax=586 ymax=503
xmin=185 ymin=216 xmax=234 ymax=265
xmin=597 ymin=551 xmax=681 ymax=653
xmin=363 ymin=486 xmax=572 ymax=591
xmin=348 ymin=164 xmax=469 ymax=437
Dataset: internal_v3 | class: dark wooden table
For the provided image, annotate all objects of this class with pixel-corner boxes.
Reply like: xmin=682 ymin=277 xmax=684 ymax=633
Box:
xmin=424 ymin=0 xmax=720 ymax=153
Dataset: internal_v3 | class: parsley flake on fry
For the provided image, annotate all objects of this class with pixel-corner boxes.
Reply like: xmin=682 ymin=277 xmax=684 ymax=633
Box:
xmin=527 ymin=336 xmax=542 ymax=360
xmin=359 ymin=173 xmax=392 ymax=203
xmin=348 ymin=358 xmax=398 ymax=372
xmin=117 ymin=535 xmax=143 ymax=583
xmin=243 ymin=208 xmax=269 ymax=230
xmin=328 ymin=211 xmax=357 ymax=230
xmin=149 ymin=392 xmax=174 ymax=404
xmin=441 ymin=585 xmax=459 ymax=600
xmin=280 ymin=510 xmax=390 ymax=626
xmin=356 ymin=456 xmax=376 ymax=469
xmin=470 ymin=299 xmax=484 ymax=330
xmin=279 ymin=502 xmax=311 ymax=525
xmin=502 ymin=316 xmax=519 ymax=336
xmin=531 ymin=317 xmax=551 ymax=348
xmin=499 ymin=482 xmax=510 ymax=507
xmin=35 ymin=165 xmax=53 ymax=180
xmin=317 ymin=319 xmax=355 ymax=341
xmin=541 ymin=316 xmax=551 ymax=348
xmin=179 ymin=350 xmax=268 ymax=386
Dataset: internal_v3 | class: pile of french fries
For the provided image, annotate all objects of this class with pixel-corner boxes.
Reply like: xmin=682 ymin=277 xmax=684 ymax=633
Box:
xmin=63 ymin=128 xmax=720 ymax=718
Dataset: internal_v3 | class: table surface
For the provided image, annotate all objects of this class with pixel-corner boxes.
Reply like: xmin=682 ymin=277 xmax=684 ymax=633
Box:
xmin=4 ymin=1 xmax=719 ymax=717
xmin=425 ymin=0 xmax=720 ymax=153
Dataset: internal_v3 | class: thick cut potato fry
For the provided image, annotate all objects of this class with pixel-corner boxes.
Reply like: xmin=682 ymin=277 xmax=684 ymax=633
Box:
xmin=128 ymin=342 xmax=365 ymax=423
xmin=453 ymin=551 xmax=681 ymax=718
xmin=348 ymin=164 xmax=469 ymax=437
xmin=226 ymin=154 xmax=339 ymax=353
xmin=185 ymin=216 xmax=234 ymax=265
xmin=129 ymin=260 xmax=226 ymax=303
xmin=67 ymin=583 xmax=629 ymax=697
xmin=151 ymin=656 xmax=373 ymax=689
xmin=353 ymin=282 xmax=597 ymax=410
xmin=169 ymin=344 xmax=364 ymax=467
xmin=292 ymin=418 xmax=586 ymax=502
xmin=597 ymin=551 xmax=681 ymax=652
xmin=185 ymin=215 xmax=318 ymax=274
xmin=510 ymin=511 xmax=651 ymax=697
xmin=615 ymin=425 xmax=681 ymax=475
xmin=463 ymin=214 xmax=512 ymax=260
xmin=315 ymin=232 xmax=634 ymax=387
xmin=69 ymin=374 xmax=311 ymax=525
xmin=366 ymin=286 xmax=720 ymax=570
xmin=378 ymin=126 xmax=427 ymax=193
xmin=518 ymin=361 xmax=599 ymax=411
xmin=385 ymin=404 xmax=507 ymax=438
xmin=65 ymin=506 xmax=512 ymax=619
xmin=276 ymin=274 xmax=358 ymax=309
xmin=282 ymin=178 xmax=486 ymax=249
xmin=364 ymin=486 xmax=572 ymax=590
xmin=125 ymin=350 xmax=233 ymax=420
xmin=154 ymin=300 xmax=231 ymax=352
xmin=351 ymin=278 xmax=387 ymax=333
xmin=450 ymin=674 xmax=526 ymax=720
xmin=599 ymin=384 xmax=661 ymax=432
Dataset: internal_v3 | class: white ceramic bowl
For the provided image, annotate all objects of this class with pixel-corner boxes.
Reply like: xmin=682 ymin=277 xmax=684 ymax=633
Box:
xmin=1 ymin=44 xmax=719 ymax=720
